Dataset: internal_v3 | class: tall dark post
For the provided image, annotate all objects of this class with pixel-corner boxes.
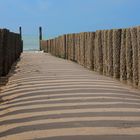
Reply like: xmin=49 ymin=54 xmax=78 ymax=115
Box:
xmin=39 ymin=27 xmax=42 ymax=51
xmin=19 ymin=26 xmax=23 ymax=52
xmin=19 ymin=26 xmax=22 ymax=40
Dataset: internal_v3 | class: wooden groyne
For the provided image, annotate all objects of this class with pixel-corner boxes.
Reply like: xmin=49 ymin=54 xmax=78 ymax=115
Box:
xmin=0 ymin=29 xmax=23 ymax=78
xmin=40 ymin=26 xmax=140 ymax=89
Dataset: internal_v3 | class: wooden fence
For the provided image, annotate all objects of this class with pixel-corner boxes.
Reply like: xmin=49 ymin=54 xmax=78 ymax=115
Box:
xmin=0 ymin=29 xmax=23 ymax=77
xmin=40 ymin=26 xmax=140 ymax=89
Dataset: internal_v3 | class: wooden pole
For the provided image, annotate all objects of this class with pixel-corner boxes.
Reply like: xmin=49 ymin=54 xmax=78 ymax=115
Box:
xmin=19 ymin=26 xmax=22 ymax=39
xmin=39 ymin=27 xmax=42 ymax=40
xmin=39 ymin=27 xmax=42 ymax=50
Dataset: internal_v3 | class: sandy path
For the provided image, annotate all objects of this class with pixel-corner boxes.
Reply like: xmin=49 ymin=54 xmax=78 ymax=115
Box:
xmin=0 ymin=52 xmax=140 ymax=140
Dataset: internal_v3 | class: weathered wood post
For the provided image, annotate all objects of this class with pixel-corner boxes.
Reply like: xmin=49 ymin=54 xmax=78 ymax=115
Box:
xmin=39 ymin=26 xmax=42 ymax=51
xmin=19 ymin=26 xmax=22 ymax=40
xmin=19 ymin=27 xmax=23 ymax=52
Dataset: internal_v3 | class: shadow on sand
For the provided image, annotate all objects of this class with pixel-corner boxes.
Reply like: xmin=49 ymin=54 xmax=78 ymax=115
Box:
xmin=0 ymin=58 xmax=21 ymax=104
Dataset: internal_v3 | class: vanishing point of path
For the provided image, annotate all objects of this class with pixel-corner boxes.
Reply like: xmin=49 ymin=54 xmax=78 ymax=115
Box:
xmin=0 ymin=52 xmax=140 ymax=140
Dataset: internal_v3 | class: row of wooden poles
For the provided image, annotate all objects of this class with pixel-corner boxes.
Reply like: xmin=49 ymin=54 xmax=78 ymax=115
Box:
xmin=40 ymin=26 xmax=140 ymax=89
xmin=0 ymin=29 xmax=23 ymax=77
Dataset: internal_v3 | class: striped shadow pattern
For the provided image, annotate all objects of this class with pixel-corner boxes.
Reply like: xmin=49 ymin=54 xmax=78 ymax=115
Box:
xmin=0 ymin=52 xmax=140 ymax=140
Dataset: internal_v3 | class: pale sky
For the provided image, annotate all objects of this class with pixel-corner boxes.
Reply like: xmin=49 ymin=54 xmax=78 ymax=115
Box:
xmin=0 ymin=0 xmax=140 ymax=39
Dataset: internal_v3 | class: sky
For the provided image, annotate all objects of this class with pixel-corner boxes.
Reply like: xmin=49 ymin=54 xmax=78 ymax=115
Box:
xmin=0 ymin=0 xmax=140 ymax=39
